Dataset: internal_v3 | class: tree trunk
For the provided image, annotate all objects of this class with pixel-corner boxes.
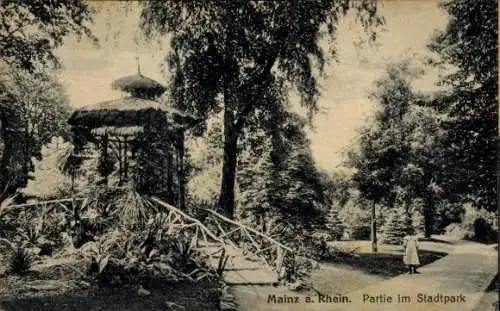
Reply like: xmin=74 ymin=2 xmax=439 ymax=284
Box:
xmin=218 ymin=109 xmax=239 ymax=218
xmin=0 ymin=114 xmax=11 ymax=202
xmin=423 ymin=195 xmax=434 ymax=238
xmin=166 ymin=146 xmax=174 ymax=205
xmin=0 ymin=108 xmax=24 ymax=202
xmin=371 ymin=202 xmax=378 ymax=252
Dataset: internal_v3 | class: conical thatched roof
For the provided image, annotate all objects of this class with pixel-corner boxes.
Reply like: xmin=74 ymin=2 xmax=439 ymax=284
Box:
xmin=111 ymin=74 xmax=166 ymax=98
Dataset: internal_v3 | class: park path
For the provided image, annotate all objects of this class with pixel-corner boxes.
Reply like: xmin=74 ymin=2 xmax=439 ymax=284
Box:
xmin=230 ymin=240 xmax=498 ymax=311
xmin=204 ymin=243 xmax=278 ymax=285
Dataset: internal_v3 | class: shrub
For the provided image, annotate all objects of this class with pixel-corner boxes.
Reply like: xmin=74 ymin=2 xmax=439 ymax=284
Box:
xmin=82 ymin=213 xmax=215 ymax=288
xmin=310 ymin=232 xmax=333 ymax=259
xmin=115 ymin=187 xmax=158 ymax=228
xmin=445 ymin=203 xmax=498 ymax=243
xmin=8 ymin=246 xmax=32 ymax=275
xmin=472 ymin=218 xmax=495 ymax=242
xmin=351 ymin=226 xmax=371 ymax=240
xmin=338 ymin=201 xmax=371 ymax=240
xmin=444 ymin=223 xmax=467 ymax=239
xmin=281 ymin=254 xmax=316 ymax=291
xmin=0 ymin=239 xmax=33 ymax=275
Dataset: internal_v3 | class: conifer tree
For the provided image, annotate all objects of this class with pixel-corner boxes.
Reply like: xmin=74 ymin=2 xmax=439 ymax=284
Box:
xmin=237 ymin=112 xmax=328 ymax=244
xmin=237 ymin=144 xmax=276 ymax=229
xmin=326 ymin=203 xmax=345 ymax=241
xmin=381 ymin=207 xmax=407 ymax=245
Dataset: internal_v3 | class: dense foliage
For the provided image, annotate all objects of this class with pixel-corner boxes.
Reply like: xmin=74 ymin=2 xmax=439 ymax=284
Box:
xmin=0 ymin=0 xmax=95 ymax=71
xmin=140 ymin=0 xmax=383 ymax=218
xmin=345 ymin=0 xmax=497 ymax=240
xmin=0 ymin=1 xmax=95 ymax=202
xmin=346 ymin=60 xmax=444 ymax=238
xmin=0 ymin=69 xmax=71 ymax=201
xmin=237 ymin=111 xmax=329 ymax=246
xmin=427 ymin=0 xmax=497 ymax=212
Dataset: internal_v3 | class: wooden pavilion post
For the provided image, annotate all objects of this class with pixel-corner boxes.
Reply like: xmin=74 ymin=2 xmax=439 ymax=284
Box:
xmin=166 ymin=145 xmax=175 ymax=205
xmin=117 ymin=139 xmax=123 ymax=185
xmin=101 ymin=134 xmax=109 ymax=185
xmin=371 ymin=202 xmax=377 ymax=253
xmin=123 ymin=137 xmax=129 ymax=180
xmin=176 ymin=130 xmax=186 ymax=210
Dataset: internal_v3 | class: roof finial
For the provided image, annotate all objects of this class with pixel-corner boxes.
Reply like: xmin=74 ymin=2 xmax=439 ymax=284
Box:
xmin=136 ymin=56 xmax=141 ymax=75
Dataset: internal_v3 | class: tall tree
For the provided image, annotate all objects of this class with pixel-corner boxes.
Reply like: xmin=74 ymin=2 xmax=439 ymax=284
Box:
xmin=346 ymin=61 xmax=422 ymax=249
xmin=140 ymin=1 xmax=383 ymax=218
xmin=427 ymin=0 xmax=497 ymax=211
xmin=0 ymin=1 xmax=95 ymax=200
xmin=9 ymin=69 xmax=71 ymax=159
xmin=0 ymin=68 xmax=72 ymax=199
xmin=0 ymin=0 xmax=95 ymax=71
xmin=400 ymin=104 xmax=446 ymax=237
xmin=348 ymin=60 xmax=455 ymax=239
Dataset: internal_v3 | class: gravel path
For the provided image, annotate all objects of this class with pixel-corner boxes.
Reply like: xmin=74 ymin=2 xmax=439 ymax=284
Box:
xmin=231 ymin=240 xmax=498 ymax=311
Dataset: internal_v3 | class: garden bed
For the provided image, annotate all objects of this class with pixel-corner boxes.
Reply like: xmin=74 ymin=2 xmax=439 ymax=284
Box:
xmin=0 ymin=257 xmax=220 ymax=311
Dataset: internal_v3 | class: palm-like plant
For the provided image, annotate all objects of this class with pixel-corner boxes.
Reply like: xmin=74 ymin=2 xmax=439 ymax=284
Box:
xmin=0 ymin=238 xmax=33 ymax=275
xmin=57 ymin=143 xmax=85 ymax=194
xmin=116 ymin=187 xmax=157 ymax=228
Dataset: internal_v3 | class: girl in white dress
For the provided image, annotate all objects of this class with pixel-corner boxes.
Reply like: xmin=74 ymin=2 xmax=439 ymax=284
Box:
xmin=403 ymin=235 xmax=420 ymax=274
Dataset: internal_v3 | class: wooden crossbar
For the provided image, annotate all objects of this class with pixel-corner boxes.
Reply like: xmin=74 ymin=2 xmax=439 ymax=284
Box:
xmin=149 ymin=197 xmax=224 ymax=244
xmin=200 ymin=207 xmax=293 ymax=253
xmin=242 ymin=228 xmax=261 ymax=253
xmin=253 ymin=245 xmax=275 ymax=256
xmin=219 ymin=227 xmax=241 ymax=239
xmin=8 ymin=197 xmax=86 ymax=209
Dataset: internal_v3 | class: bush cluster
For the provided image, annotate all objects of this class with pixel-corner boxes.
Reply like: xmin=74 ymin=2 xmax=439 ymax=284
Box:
xmin=445 ymin=203 xmax=497 ymax=243
xmin=0 ymin=188 xmax=217 ymax=288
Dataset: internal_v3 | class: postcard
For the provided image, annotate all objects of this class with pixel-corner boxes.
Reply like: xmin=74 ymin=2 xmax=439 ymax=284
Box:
xmin=0 ymin=1 xmax=497 ymax=310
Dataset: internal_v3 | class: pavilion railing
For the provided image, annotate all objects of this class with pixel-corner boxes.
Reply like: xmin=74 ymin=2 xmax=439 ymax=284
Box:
xmin=3 ymin=197 xmax=87 ymax=214
xmin=149 ymin=196 xmax=295 ymax=281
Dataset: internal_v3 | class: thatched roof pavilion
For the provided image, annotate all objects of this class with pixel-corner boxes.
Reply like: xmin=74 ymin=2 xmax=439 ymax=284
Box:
xmin=68 ymin=65 xmax=197 ymax=209
xmin=69 ymin=96 xmax=197 ymax=134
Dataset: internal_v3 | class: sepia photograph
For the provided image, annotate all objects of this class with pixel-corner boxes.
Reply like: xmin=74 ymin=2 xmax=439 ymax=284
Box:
xmin=0 ymin=1 xmax=497 ymax=310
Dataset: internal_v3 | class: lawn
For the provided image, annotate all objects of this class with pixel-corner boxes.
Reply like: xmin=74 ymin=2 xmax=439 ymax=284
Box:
xmin=323 ymin=240 xmax=451 ymax=276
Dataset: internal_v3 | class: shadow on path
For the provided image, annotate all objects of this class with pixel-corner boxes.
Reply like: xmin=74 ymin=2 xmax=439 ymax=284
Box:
xmin=323 ymin=250 xmax=448 ymax=278
xmin=472 ymin=274 xmax=499 ymax=311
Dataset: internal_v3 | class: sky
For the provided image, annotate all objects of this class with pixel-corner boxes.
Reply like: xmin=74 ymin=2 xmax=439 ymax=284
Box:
xmin=55 ymin=0 xmax=449 ymax=171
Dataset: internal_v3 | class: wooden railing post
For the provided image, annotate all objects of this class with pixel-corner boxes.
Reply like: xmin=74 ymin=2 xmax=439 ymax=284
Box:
xmin=276 ymin=247 xmax=286 ymax=281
